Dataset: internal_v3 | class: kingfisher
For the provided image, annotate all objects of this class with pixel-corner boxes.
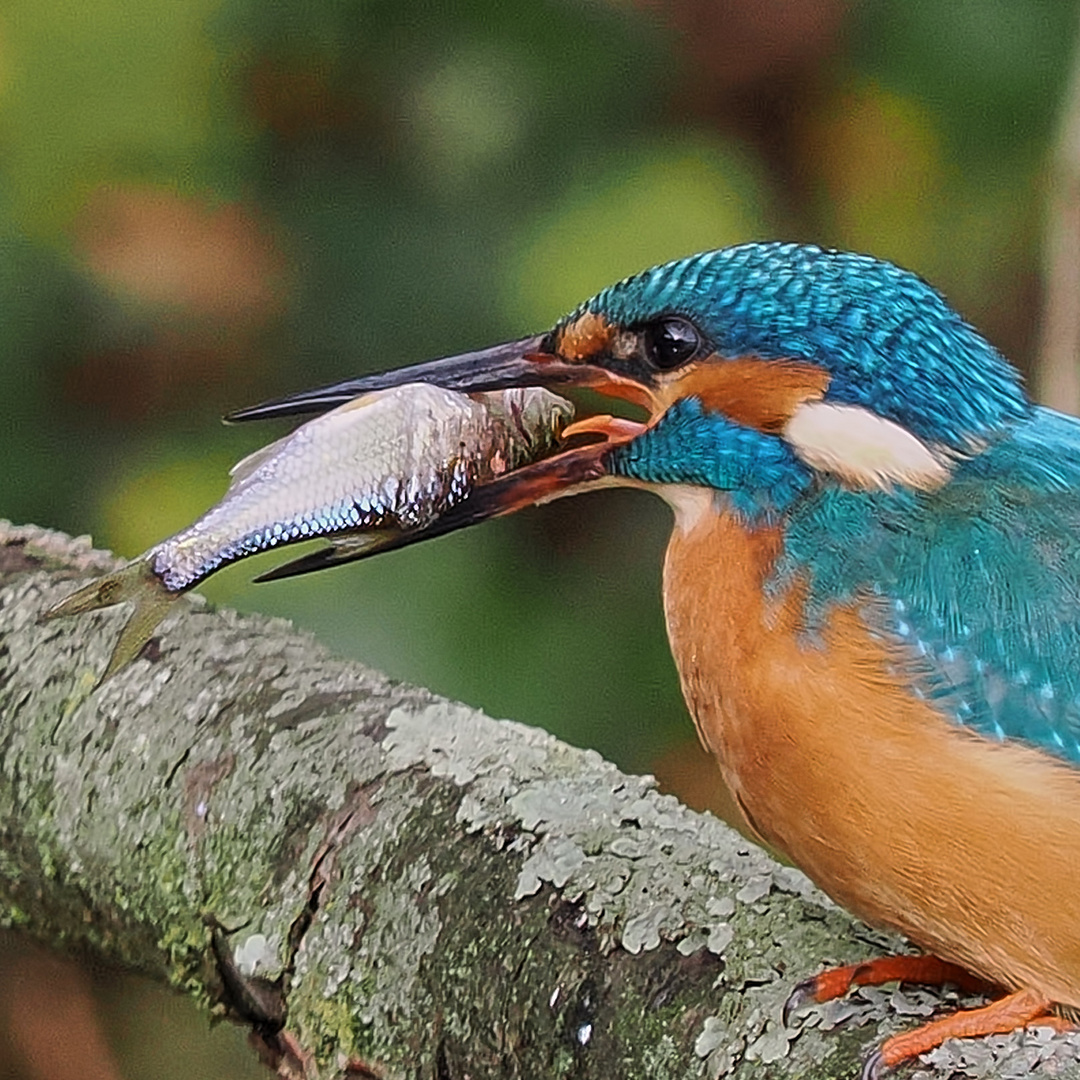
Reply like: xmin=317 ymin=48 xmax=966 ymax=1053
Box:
xmin=228 ymin=242 xmax=1080 ymax=1076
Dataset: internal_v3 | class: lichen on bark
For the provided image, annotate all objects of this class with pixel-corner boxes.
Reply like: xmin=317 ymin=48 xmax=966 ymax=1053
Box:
xmin=1 ymin=520 xmax=1077 ymax=1080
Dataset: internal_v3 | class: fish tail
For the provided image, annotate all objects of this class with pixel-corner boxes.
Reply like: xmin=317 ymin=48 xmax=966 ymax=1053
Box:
xmin=43 ymin=559 xmax=178 ymax=682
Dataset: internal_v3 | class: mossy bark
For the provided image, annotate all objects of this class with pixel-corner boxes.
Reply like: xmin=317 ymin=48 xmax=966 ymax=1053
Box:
xmin=0 ymin=520 xmax=1076 ymax=1080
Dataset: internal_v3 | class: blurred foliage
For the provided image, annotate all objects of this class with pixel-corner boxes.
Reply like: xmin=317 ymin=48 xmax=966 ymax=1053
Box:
xmin=0 ymin=0 xmax=1077 ymax=1074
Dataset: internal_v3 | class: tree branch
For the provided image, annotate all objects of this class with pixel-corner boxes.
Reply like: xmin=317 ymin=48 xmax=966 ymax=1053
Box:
xmin=0 ymin=520 xmax=1076 ymax=1079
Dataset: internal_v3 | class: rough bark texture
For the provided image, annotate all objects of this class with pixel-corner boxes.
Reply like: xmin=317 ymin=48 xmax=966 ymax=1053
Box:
xmin=1 ymin=520 xmax=1078 ymax=1080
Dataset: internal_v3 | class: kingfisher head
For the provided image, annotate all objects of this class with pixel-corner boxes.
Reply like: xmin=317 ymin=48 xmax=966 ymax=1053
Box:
xmin=230 ymin=242 xmax=1031 ymax=531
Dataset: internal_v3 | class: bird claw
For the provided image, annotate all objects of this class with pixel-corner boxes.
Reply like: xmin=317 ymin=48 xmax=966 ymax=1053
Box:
xmin=782 ymin=977 xmax=818 ymax=1027
xmin=860 ymin=1049 xmax=884 ymax=1080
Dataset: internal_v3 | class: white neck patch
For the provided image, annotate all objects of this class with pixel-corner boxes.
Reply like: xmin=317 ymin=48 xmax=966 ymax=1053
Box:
xmin=783 ymin=401 xmax=951 ymax=491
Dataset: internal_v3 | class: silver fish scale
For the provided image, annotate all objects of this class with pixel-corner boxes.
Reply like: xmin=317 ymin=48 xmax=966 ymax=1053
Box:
xmin=150 ymin=383 xmax=573 ymax=591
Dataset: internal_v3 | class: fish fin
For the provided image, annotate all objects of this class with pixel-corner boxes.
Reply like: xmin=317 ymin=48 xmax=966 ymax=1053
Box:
xmin=227 ymin=434 xmax=291 ymax=486
xmin=253 ymin=535 xmax=389 ymax=582
xmin=43 ymin=560 xmax=178 ymax=683
xmin=226 ymin=393 xmax=385 ymax=487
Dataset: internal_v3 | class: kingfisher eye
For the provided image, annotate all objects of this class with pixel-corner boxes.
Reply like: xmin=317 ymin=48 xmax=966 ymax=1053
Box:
xmin=644 ymin=317 xmax=701 ymax=371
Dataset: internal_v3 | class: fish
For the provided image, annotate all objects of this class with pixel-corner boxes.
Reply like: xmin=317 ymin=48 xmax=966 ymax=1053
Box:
xmin=44 ymin=383 xmax=574 ymax=681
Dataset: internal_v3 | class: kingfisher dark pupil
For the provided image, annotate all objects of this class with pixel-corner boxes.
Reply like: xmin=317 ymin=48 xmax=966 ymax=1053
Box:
xmin=647 ymin=317 xmax=700 ymax=370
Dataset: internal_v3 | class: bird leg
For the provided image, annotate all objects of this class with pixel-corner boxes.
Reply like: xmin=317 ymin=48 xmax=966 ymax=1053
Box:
xmin=784 ymin=958 xmax=1069 ymax=1078
xmin=783 ymin=954 xmax=994 ymax=1024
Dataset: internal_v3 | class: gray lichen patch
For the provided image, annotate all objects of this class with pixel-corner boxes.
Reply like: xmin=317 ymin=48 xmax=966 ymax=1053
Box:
xmin=381 ymin=703 xmax=892 ymax=1076
xmin=386 ymin=701 xmax=794 ymax=931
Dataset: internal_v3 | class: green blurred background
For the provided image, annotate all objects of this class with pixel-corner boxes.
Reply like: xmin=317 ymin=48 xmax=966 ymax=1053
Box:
xmin=0 ymin=0 xmax=1075 ymax=1075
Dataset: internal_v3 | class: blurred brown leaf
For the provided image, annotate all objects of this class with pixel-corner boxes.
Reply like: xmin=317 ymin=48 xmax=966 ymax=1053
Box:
xmin=74 ymin=187 xmax=286 ymax=323
xmin=632 ymin=0 xmax=848 ymax=89
xmin=65 ymin=187 xmax=289 ymax=420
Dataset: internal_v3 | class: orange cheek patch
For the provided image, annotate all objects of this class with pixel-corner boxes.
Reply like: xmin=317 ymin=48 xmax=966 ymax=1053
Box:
xmin=557 ymin=311 xmax=616 ymax=362
xmin=659 ymin=357 xmax=830 ymax=431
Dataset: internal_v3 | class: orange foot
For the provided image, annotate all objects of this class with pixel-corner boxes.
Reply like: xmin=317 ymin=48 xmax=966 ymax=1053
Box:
xmin=783 ymin=955 xmax=1067 ymax=1078
xmin=863 ymin=987 xmax=1064 ymax=1079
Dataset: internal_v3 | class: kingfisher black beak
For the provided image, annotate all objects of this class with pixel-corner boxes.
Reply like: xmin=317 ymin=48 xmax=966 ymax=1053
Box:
xmin=225 ymin=333 xmax=625 ymax=423
xmin=224 ymin=332 xmax=649 ymax=581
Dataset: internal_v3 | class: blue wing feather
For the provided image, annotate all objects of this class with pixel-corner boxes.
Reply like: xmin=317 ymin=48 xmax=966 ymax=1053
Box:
xmin=775 ymin=407 xmax=1080 ymax=766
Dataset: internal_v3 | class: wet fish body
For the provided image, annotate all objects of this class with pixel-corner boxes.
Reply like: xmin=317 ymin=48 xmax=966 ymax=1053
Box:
xmin=46 ymin=384 xmax=573 ymax=679
xmin=151 ymin=383 xmax=572 ymax=590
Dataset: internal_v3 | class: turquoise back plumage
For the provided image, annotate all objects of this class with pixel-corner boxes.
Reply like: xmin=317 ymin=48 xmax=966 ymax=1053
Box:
xmin=772 ymin=408 xmax=1080 ymax=765
xmin=612 ymin=404 xmax=1080 ymax=766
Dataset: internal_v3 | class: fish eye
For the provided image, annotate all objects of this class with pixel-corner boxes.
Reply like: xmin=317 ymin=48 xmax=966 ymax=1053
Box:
xmin=644 ymin=316 xmax=701 ymax=371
